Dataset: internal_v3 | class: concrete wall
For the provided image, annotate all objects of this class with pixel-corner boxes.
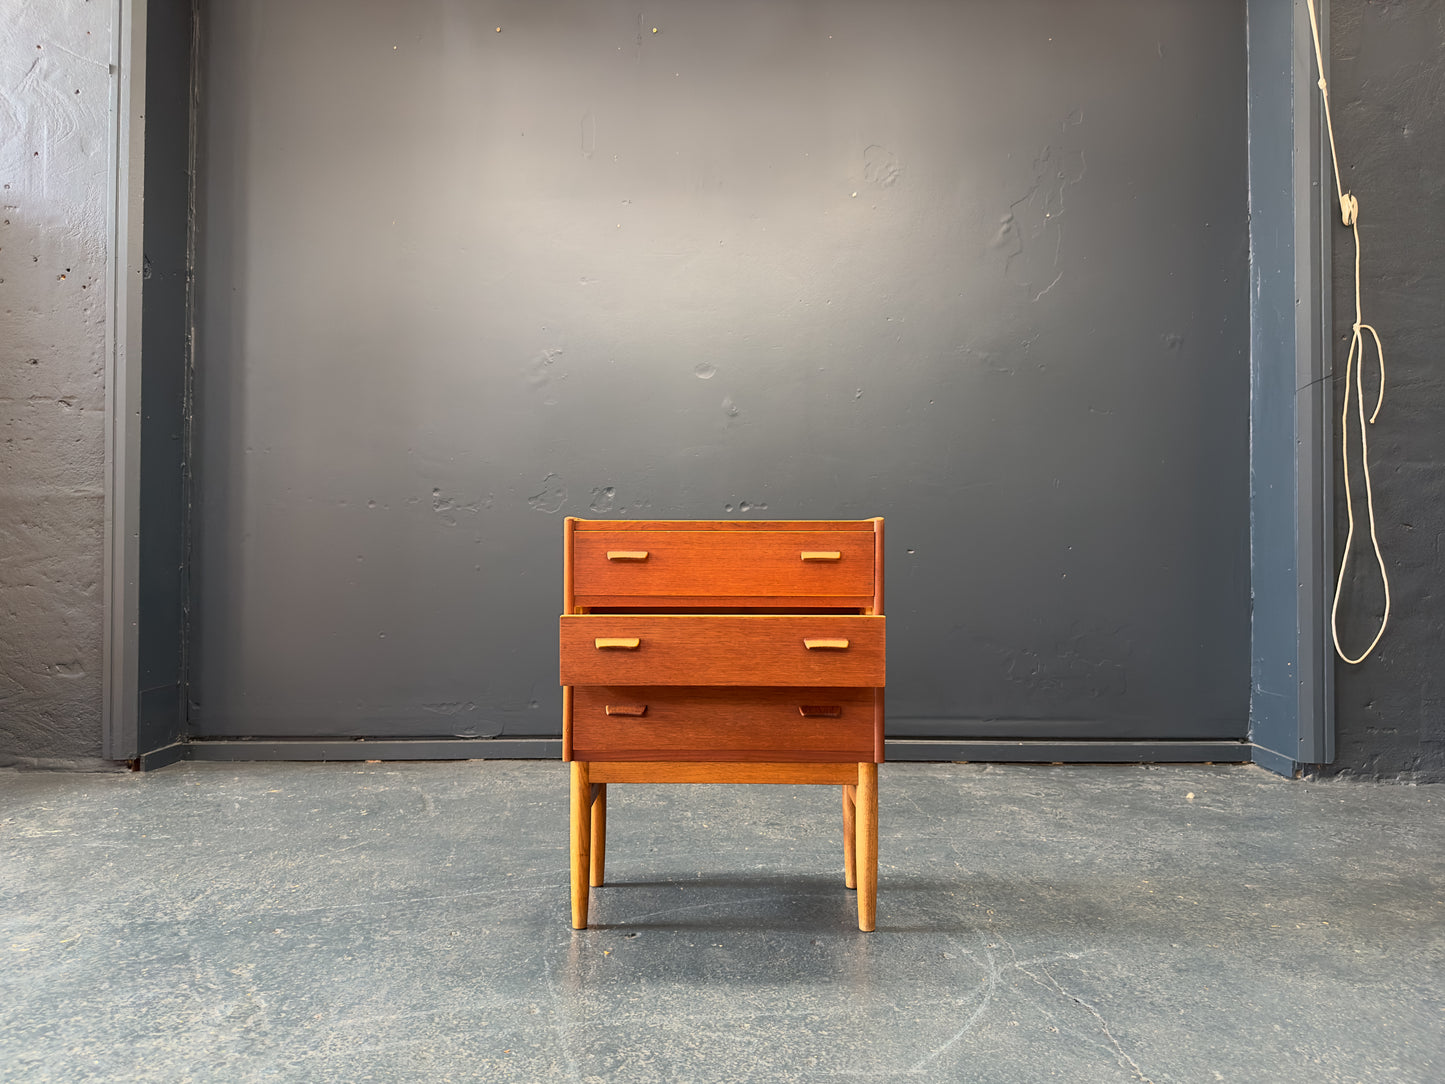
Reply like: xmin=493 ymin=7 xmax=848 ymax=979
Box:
xmin=0 ymin=1 xmax=112 ymax=769
xmin=1326 ymin=0 xmax=1445 ymax=781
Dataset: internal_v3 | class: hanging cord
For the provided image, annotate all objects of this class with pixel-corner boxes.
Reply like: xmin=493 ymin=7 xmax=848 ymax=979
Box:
xmin=1306 ymin=0 xmax=1390 ymax=664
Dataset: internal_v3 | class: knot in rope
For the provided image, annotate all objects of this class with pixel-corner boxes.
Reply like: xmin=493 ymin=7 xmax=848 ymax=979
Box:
xmin=1340 ymin=192 xmax=1359 ymax=227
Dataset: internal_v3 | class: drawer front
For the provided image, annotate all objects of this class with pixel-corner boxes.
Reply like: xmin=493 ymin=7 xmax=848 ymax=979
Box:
xmin=571 ymin=531 xmax=874 ymax=606
xmin=571 ymin=686 xmax=876 ymax=762
xmin=559 ymin=615 xmax=885 ymax=687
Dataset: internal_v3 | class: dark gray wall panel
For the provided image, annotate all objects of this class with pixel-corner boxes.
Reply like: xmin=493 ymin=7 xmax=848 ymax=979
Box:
xmin=137 ymin=0 xmax=195 ymax=755
xmin=191 ymin=0 xmax=1250 ymax=741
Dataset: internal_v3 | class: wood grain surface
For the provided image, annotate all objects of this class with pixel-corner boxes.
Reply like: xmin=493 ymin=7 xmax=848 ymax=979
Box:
xmin=559 ymin=614 xmax=885 ymax=686
xmin=571 ymin=519 xmax=878 ymax=532
xmin=586 ymin=761 xmax=863 ymax=785
xmin=572 ymin=531 xmax=874 ymax=605
xmin=571 ymin=685 xmax=874 ymax=762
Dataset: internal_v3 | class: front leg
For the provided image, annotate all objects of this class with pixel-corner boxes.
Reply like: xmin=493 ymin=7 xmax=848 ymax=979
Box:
xmin=570 ymin=761 xmax=591 ymax=929
xmin=855 ymin=763 xmax=878 ymax=932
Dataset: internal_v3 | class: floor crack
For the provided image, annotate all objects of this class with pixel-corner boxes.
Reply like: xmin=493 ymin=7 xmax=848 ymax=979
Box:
xmin=1007 ymin=943 xmax=1156 ymax=1084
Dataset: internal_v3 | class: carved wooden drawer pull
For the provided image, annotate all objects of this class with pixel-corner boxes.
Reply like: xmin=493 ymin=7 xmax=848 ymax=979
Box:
xmin=803 ymin=638 xmax=850 ymax=650
xmin=606 ymin=550 xmax=649 ymax=561
xmin=798 ymin=705 xmax=843 ymax=718
xmin=595 ymin=637 xmax=641 ymax=650
xmin=604 ymin=704 xmax=648 ymax=716
xmin=800 ymin=551 xmax=842 ymax=561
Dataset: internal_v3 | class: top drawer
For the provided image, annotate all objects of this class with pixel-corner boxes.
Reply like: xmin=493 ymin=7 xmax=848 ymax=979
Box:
xmin=571 ymin=530 xmax=875 ymax=608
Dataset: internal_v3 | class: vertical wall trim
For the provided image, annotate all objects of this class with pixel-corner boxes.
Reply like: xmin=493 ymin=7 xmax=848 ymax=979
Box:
xmin=180 ymin=0 xmax=202 ymax=734
xmin=1246 ymin=0 xmax=1333 ymax=776
xmin=1294 ymin=0 xmax=1334 ymax=765
xmin=102 ymin=0 xmax=149 ymax=761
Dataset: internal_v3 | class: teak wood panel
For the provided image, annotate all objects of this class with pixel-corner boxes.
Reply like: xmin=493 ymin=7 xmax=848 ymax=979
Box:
xmin=570 ymin=686 xmax=875 ymax=762
xmin=571 ymin=531 xmax=874 ymax=604
xmin=576 ymin=595 xmax=875 ymax=612
xmin=586 ymin=762 xmax=863 ymax=785
xmin=570 ymin=519 xmax=878 ymax=533
xmin=559 ymin=615 xmax=885 ymax=687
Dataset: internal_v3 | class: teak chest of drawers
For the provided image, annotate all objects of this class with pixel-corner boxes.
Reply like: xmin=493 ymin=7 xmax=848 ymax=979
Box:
xmin=560 ymin=517 xmax=885 ymax=931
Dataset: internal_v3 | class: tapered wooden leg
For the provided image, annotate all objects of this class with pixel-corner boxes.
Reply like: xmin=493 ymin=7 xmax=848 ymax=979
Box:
xmin=855 ymin=763 xmax=878 ymax=932
xmin=570 ymin=761 xmax=591 ymax=929
xmin=589 ymin=783 xmax=607 ymax=887
xmin=842 ymin=784 xmax=857 ymax=889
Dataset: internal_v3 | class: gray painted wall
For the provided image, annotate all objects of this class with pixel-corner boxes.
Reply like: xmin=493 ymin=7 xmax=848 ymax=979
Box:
xmin=190 ymin=0 xmax=1250 ymax=743
xmin=0 ymin=2 xmax=112 ymax=769
xmin=1325 ymin=0 xmax=1445 ymax=781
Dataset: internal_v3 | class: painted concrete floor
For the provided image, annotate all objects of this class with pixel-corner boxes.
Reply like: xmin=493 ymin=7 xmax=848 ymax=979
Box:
xmin=1 ymin=760 xmax=1441 ymax=1083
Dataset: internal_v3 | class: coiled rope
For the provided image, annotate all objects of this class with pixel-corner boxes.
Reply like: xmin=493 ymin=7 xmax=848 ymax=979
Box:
xmin=1306 ymin=0 xmax=1390 ymax=664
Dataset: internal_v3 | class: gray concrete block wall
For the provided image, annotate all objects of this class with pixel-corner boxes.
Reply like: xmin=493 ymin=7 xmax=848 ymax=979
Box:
xmin=0 ymin=4 xmax=113 ymax=768
xmin=1327 ymin=0 xmax=1445 ymax=781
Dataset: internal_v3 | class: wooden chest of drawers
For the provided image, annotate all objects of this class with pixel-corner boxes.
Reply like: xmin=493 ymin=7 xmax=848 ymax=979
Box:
xmin=561 ymin=518 xmax=885 ymax=931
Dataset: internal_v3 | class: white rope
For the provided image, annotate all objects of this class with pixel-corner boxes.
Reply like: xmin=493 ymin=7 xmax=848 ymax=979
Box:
xmin=1307 ymin=0 xmax=1391 ymax=664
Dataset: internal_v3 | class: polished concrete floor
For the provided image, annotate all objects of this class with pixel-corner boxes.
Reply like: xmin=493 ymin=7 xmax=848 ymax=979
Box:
xmin=1 ymin=760 xmax=1441 ymax=1083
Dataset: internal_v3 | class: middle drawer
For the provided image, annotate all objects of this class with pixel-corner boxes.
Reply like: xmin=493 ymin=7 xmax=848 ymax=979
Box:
xmin=559 ymin=614 xmax=885 ymax=687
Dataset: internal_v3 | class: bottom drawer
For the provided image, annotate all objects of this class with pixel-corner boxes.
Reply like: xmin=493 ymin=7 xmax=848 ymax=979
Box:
xmin=570 ymin=686 xmax=878 ymax=763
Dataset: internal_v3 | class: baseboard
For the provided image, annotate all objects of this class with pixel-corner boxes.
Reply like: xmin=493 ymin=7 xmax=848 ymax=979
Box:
xmin=1249 ymin=744 xmax=1300 ymax=778
xmin=181 ymin=737 xmax=562 ymax=763
xmin=885 ymin=739 xmax=1253 ymax=764
xmin=130 ymin=736 xmax=1256 ymax=769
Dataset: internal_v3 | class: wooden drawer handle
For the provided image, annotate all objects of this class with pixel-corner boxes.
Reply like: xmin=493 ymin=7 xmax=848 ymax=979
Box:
xmin=606 ymin=550 xmax=649 ymax=561
xmin=595 ymin=637 xmax=641 ymax=650
xmin=799 ymin=705 xmax=843 ymax=718
xmin=803 ymin=638 xmax=850 ymax=650
xmin=801 ymin=550 xmax=842 ymax=561
xmin=605 ymin=704 xmax=648 ymax=716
